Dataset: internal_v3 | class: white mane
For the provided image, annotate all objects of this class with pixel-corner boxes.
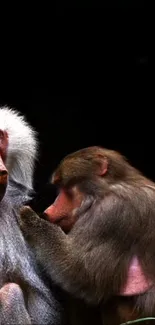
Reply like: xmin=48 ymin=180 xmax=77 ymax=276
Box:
xmin=0 ymin=106 xmax=38 ymax=189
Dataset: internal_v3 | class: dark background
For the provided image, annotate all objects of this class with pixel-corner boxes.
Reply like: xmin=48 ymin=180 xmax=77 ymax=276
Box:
xmin=0 ymin=13 xmax=149 ymax=211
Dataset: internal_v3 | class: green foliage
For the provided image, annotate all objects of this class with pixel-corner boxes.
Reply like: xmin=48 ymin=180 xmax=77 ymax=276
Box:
xmin=120 ymin=317 xmax=155 ymax=324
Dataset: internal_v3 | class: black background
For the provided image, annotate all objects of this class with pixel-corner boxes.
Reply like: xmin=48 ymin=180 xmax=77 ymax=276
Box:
xmin=0 ymin=9 xmax=149 ymax=211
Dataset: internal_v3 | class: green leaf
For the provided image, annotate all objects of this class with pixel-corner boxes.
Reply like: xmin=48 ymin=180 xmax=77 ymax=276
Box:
xmin=120 ymin=317 xmax=155 ymax=324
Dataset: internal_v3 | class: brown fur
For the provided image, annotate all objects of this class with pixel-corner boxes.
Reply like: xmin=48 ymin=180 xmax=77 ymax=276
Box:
xmin=19 ymin=146 xmax=155 ymax=324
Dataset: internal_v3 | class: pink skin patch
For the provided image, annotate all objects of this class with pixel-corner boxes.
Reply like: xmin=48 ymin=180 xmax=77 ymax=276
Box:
xmin=44 ymin=190 xmax=74 ymax=223
xmin=44 ymin=188 xmax=84 ymax=233
xmin=44 ymin=188 xmax=83 ymax=223
xmin=120 ymin=256 xmax=153 ymax=296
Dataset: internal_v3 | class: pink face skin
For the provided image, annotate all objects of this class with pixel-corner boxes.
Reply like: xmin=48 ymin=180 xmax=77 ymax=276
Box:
xmin=44 ymin=186 xmax=84 ymax=233
xmin=0 ymin=130 xmax=8 ymax=201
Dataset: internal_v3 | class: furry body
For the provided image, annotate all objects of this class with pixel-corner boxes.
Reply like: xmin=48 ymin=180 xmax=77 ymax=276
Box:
xmin=0 ymin=107 xmax=63 ymax=325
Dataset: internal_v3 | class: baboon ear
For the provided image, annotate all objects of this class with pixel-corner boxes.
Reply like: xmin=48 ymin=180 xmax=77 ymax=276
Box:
xmin=96 ymin=156 xmax=108 ymax=176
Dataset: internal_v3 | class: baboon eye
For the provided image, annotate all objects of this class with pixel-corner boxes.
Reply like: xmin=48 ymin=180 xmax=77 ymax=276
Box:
xmin=63 ymin=187 xmax=74 ymax=200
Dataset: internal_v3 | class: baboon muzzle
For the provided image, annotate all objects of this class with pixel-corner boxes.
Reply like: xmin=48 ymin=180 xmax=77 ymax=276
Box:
xmin=0 ymin=154 xmax=8 ymax=202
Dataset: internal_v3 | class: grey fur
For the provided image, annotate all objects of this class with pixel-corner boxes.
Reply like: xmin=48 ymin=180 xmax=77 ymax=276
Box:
xmin=0 ymin=107 xmax=63 ymax=325
xmin=0 ymin=106 xmax=37 ymax=190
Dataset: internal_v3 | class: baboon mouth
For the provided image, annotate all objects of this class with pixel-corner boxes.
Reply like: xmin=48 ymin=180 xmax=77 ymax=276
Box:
xmin=42 ymin=211 xmax=67 ymax=224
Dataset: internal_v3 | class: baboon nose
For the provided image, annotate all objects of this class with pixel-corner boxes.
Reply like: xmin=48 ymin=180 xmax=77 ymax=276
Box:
xmin=0 ymin=170 xmax=8 ymax=176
